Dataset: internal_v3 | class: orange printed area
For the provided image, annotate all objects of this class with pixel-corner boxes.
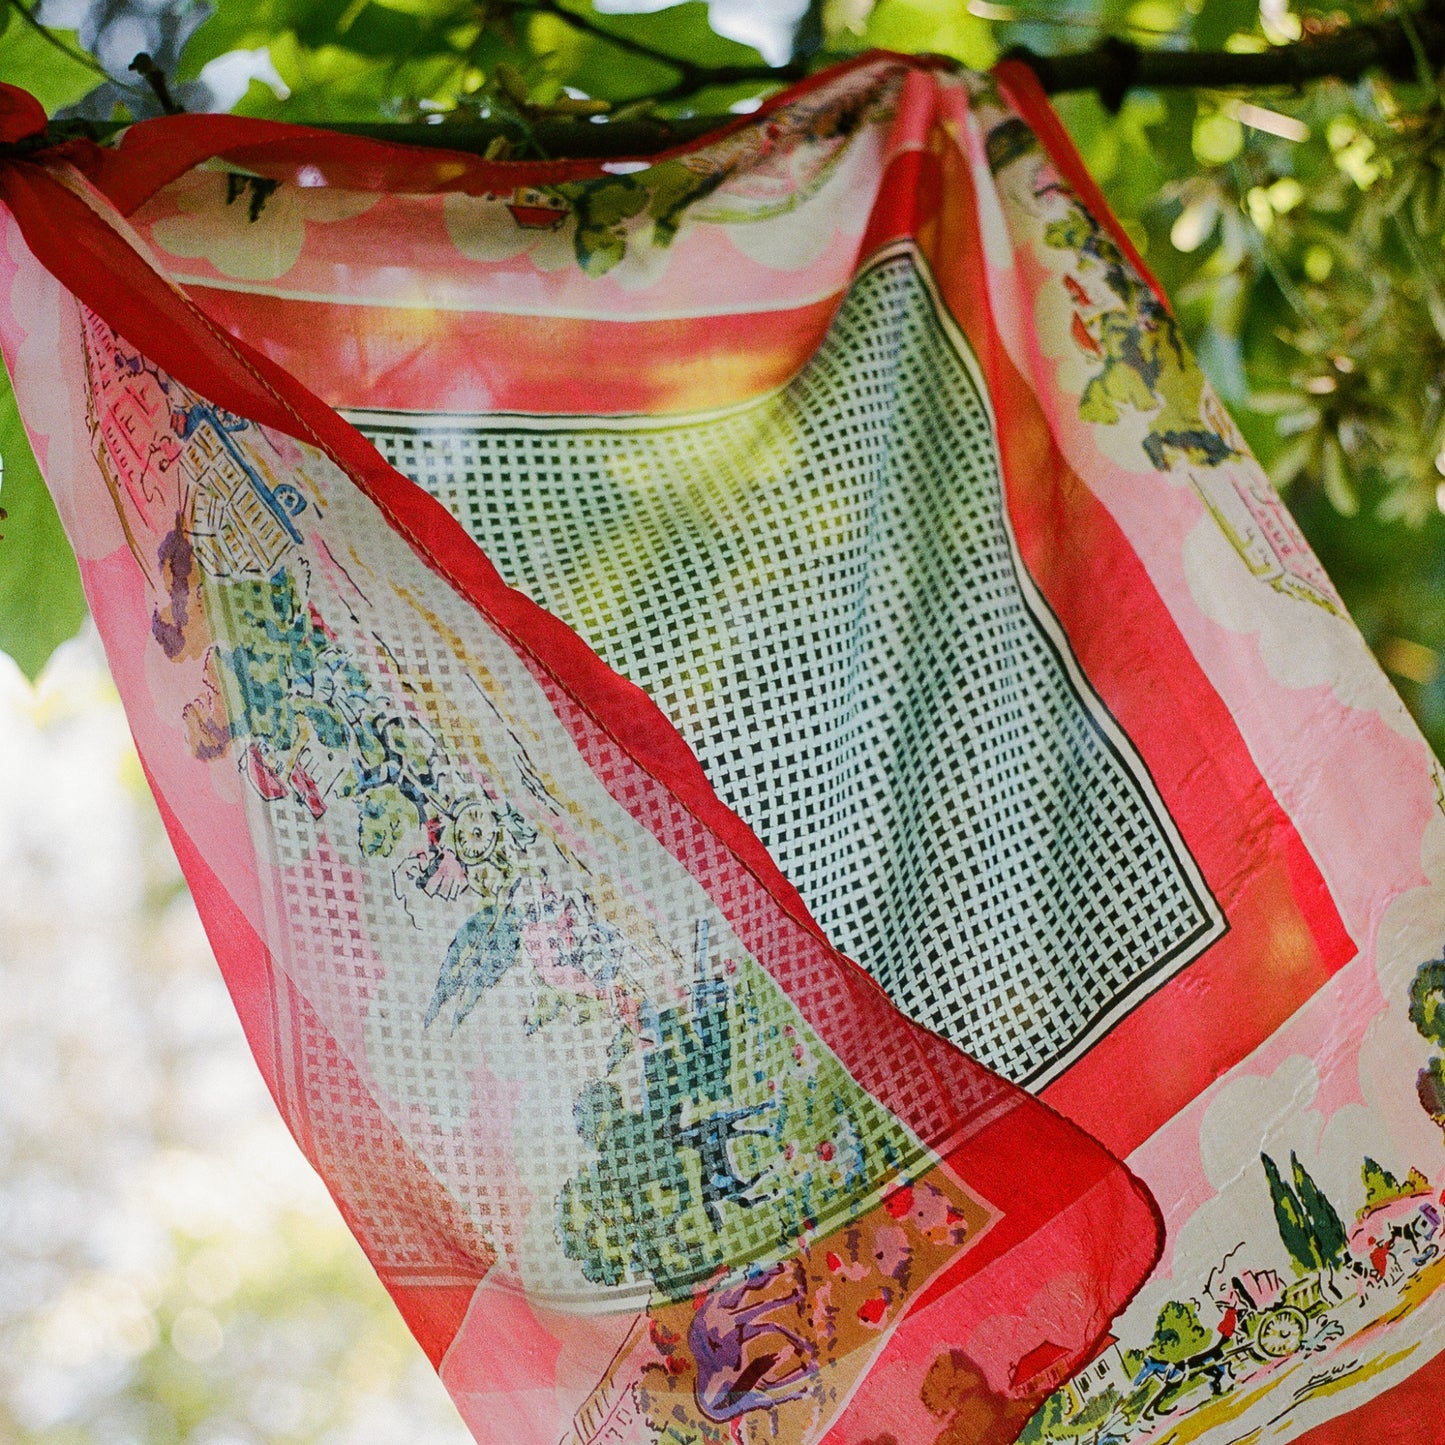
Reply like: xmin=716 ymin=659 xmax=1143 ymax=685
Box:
xmin=184 ymin=287 xmax=844 ymax=417
xmin=560 ymin=1169 xmax=993 ymax=1445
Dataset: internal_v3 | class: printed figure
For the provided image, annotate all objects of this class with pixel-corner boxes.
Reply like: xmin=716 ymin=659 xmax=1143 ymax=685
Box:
xmin=668 ymin=1100 xmax=777 ymax=1230
xmin=689 ymin=1262 xmax=817 ymax=1421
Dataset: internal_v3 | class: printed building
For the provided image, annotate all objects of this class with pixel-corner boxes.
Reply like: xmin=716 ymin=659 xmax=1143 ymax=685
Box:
xmin=182 ymin=409 xmax=302 ymax=579
xmin=82 ymin=306 xmax=303 ymax=585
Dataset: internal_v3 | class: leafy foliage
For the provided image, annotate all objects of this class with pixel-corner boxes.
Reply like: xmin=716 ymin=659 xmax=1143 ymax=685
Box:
xmin=1409 ymin=952 xmax=1445 ymax=1133
xmin=1263 ymin=1149 xmax=1324 ymax=1273
xmin=5 ymin=0 xmax=1445 ymax=772
xmin=1409 ymin=952 xmax=1445 ymax=1044
xmin=1149 ymin=1298 xmax=1212 ymax=1363
xmin=0 ymin=7 xmax=104 ymax=113
xmin=1362 ymin=1154 xmax=1404 ymax=1207
xmin=1418 ymin=1051 xmax=1445 ymax=1127
xmin=1262 ymin=1149 xmax=1348 ymax=1272
xmin=1291 ymin=1149 xmax=1347 ymax=1266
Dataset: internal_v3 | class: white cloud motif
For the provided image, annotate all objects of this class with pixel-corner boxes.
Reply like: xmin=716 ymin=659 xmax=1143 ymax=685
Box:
xmin=443 ymin=190 xmax=576 ymax=273
xmin=151 ymin=173 xmax=378 ymax=283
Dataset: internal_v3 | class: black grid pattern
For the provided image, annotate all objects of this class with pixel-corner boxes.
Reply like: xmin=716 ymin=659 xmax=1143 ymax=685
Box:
xmin=353 ymin=248 xmax=1223 ymax=1087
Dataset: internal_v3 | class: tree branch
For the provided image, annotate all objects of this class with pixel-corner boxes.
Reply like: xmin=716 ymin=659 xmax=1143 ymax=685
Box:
xmin=1006 ymin=1 xmax=1445 ymax=111
xmin=128 ymin=52 xmax=183 ymax=115
xmin=32 ymin=3 xmax=1445 ymax=158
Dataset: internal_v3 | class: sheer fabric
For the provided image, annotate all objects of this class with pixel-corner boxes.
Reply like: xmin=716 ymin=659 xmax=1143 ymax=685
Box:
xmin=1 ymin=54 xmax=1443 ymax=1445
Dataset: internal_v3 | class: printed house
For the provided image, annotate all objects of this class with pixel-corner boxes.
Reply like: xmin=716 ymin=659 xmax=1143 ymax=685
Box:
xmin=1057 ymin=1336 xmax=1133 ymax=1417
xmin=81 ymin=307 xmax=304 ymax=586
xmin=183 ymin=409 xmax=304 ymax=580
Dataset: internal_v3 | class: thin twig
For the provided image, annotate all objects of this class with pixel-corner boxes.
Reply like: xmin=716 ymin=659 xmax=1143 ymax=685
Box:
xmin=128 ymin=52 xmax=183 ymax=115
xmin=6 ymin=0 xmax=113 ymax=83
xmin=1395 ymin=0 xmax=1445 ymax=106
xmin=1005 ymin=2 xmax=1445 ymax=110
xmin=496 ymin=0 xmax=804 ymax=101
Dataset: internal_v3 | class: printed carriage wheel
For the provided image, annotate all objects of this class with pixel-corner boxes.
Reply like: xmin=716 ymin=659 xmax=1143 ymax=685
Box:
xmin=452 ymin=801 xmax=501 ymax=866
xmin=1255 ymin=1306 xmax=1307 ymax=1358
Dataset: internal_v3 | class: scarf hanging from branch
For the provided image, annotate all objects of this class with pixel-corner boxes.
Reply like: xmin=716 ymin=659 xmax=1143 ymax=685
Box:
xmin=0 ymin=52 xmax=1442 ymax=1445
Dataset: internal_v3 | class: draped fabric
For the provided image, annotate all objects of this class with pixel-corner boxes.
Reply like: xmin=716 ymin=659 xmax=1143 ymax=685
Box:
xmin=1 ymin=52 xmax=1443 ymax=1445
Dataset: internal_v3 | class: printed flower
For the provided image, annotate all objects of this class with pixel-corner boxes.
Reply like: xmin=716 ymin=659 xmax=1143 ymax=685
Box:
xmin=151 ymin=172 xmax=378 ymax=282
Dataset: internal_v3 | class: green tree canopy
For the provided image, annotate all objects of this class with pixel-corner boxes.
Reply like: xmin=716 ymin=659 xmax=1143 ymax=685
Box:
xmin=1291 ymin=1150 xmax=1347 ymax=1266
xmin=1363 ymin=1154 xmax=1405 ymax=1208
xmin=1410 ymin=954 xmax=1445 ymax=1045
xmin=1263 ymin=1150 xmax=1323 ymax=1274
xmin=1149 ymin=1298 xmax=1213 ymax=1363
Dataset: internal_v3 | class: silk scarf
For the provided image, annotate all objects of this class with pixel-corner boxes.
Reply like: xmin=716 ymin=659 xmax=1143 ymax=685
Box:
xmin=0 ymin=52 xmax=1442 ymax=1445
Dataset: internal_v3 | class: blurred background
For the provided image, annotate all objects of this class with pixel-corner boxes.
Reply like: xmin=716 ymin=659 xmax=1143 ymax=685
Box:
xmin=2 ymin=1 xmax=1445 ymax=1439
xmin=0 ymin=636 xmax=476 ymax=1444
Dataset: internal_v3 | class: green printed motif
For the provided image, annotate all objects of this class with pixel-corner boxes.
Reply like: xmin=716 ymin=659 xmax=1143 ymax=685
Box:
xmin=1019 ymin=1144 xmax=1444 ymax=1443
xmin=213 ymin=571 xmax=442 ymax=856
xmin=530 ymin=76 xmax=890 ymax=277
xmin=985 ymin=114 xmax=1238 ymax=473
xmin=557 ymin=957 xmax=921 ymax=1298
xmin=552 ymin=161 xmax=732 ymax=277
xmin=207 ymin=566 xmax=535 ymax=913
xmin=1411 ymin=955 xmax=1445 ymax=1128
xmin=1043 ymin=207 xmax=1235 ymax=471
xmin=202 ymin=562 xmax=926 ymax=1302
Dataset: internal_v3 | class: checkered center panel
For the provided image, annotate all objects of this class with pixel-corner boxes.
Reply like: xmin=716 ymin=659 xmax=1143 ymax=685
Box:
xmin=353 ymin=249 xmax=1222 ymax=1088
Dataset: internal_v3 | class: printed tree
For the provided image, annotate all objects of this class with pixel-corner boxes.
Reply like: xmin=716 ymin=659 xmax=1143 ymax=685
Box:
xmin=1149 ymin=1299 xmax=1212 ymax=1364
xmin=1362 ymin=1156 xmax=1404 ymax=1209
xmin=557 ymin=972 xmax=786 ymax=1294
xmin=1419 ymin=1057 xmax=1445 ymax=1131
xmin=1410 ymin=958 xmax=1445 ymax=1134
xmin=1038 ymin=206 xmax=1235 ymax=473
xmin=215 ymin=568 xmax=448 ymax=861
xmin=1016 ymin=1387 xmax=1122 ymax=1445
xmin=1262 ymin=1152 xmax=1323 ymax=1274
xmin=1410 ymin=957 xmax=1445 ymax=1044
xmin=1291 ymin=1153 xmax=1347 ymax=1268
xmin=556 ymin=1078 xmax=708 ymax=1290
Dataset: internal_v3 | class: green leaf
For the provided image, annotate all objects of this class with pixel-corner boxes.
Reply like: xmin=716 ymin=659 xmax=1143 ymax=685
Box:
xmin=527 ymin=2 xmax=767 ymax=104
xmin=861 ymin=0 xmax=997 ymax=70
xmin=572 ymin=2 xmax=763 ymax=70
xmin=177 ymin=0 xmax=288 ymax=80
xmin=1189 ymin=0 xmax=1265 ymax=49
xmin=0 ymin=18 xmax=103 ymax=113
xmin=0 ymin=366 xmax=86 ymax=682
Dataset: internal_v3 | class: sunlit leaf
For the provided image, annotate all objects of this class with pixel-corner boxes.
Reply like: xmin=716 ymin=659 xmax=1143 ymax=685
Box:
xmin=0 ymin=16 xmax=103 ymax=113
xmin=860 ymin=0 xmax=997 ymax=69
xmin=0 ymin=366 xmax=86 ymax=681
